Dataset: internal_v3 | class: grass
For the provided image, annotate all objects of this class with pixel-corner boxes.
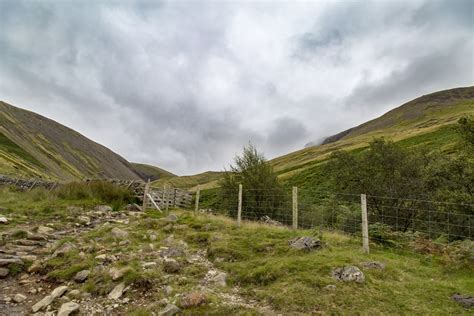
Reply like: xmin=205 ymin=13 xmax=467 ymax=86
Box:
xmin=0 ymin=187 xmax=472 ymax=314
xmin=0 ymin=132 xmax=45 ymax=169
xmin=171 ymin=212 xmax=473 ymax=315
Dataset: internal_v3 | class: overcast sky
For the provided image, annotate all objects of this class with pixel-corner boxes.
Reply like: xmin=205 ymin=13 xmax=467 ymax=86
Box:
xmin=1 ymin=0 xmax=473 ymax=175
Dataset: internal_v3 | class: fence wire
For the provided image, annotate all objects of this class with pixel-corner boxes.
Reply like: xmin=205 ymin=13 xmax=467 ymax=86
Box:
xmin=194 ymin=187 xmax=473 ymax=245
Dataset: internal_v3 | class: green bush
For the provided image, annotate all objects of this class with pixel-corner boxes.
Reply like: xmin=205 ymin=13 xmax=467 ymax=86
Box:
xmin=55 ymin=181 xmax=136 ymax=207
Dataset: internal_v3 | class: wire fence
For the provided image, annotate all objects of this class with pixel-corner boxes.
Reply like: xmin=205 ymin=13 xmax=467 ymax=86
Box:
xmin=190 ymin=185 xmax=473 ymax=252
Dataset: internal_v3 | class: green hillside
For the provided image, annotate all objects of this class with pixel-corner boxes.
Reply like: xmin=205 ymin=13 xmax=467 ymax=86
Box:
xmin=272 ymin=87 xmax=473 ymax=178
xmin=0 ymin=101 xmax=142 ymax=181
xmin=176 ymin=87 xmax=474 ymax=191
xmin=151 ymin=171 xmax=225 ymax=192
xmin=131 ymin=163 xmax=176 ymax=181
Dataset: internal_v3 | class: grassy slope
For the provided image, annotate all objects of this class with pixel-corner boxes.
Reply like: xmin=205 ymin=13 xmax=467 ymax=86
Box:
xmin=0 ymin=101 xmax=141 ymax=181
xmin=130 ymin=163 xmax=176 ymax=181
xmin=171 ymin=87 xmax=474 ymax=191
xmin=272 ymin=87 xmax=474 ymax=178
xmin=151 ymin=171 xmax=225 ymax=192
xmin=0 ymin=187 xmax=472 ymax=315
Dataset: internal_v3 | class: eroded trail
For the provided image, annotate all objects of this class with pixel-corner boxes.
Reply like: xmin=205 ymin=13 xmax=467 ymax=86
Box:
xmin=1 ymin=206 xmax=277 ymax=315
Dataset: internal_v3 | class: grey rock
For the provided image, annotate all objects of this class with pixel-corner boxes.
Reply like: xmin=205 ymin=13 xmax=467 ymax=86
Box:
xmin=165 ymin=214 xmax=178 ymax=223
xmin=53 ymin=242 xmax=76 ymax=257
xmin=51 ymin=285 xmax=69 ymax=299
xmin=142 ymin=262 xmax=157 ymax=269
xmin=37 ymin=226 xmax=54 ymax=235
xmin=360 ymin=261 xmax=386 ymax=270
xmin=108 ymin=282 xmax=126 ymax=300
xmin=160 ymin=246 xmax=186 ymax=258
xmin=109 ymin=267 xmax=129 ymax=280
xmin=452 ymin=294 xmax=474 ymax=308
xmin=73 ymin=270 xmax=90 ymax=283
xmin=288 ymin=236 xmax=322 ymax=251
xmin=28 ymin=261 xmax=42 ymax=273
xmin=95 ymin=205 xmax=113 ymax=212
xmin=159 ymin=304 xmax=181 ymax=316
xmin=0 ymin=216 xmax=8 ymax=224
xmin=0 ymin=267 xmax=9 ymax=278
xmin=77 ymin=216 xmax=91 ymax=226
xmin=332 ymin=266 xmax=365 ymax=283
xmin=213 ymin=272 xmax=227 ymax=287
xmin=0 ymin=258 xmax=24 ymax=266
xmin=260 ymin=215 xmax=283 ymax=226
xmin=13 ymin=293 xmax=27 ymax=303
xmin=68 ymin=290 xmax=81 ymax=297
xmin=111 ymin=227 xmax=129 ymax=239
xmin=32 ymin=295 xmax=54 ymax=312
xmin=58 ymin=301 xmax=80 ymax=316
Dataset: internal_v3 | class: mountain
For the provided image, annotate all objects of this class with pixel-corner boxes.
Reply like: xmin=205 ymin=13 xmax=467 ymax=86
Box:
xmin=0 ymin=101 xmax=142 ymax=181
xmin=169 ymin=87 xmax=474 ymax=189
xmin=321 ymin=87 xmax=474 ymax=145
xmin=271 ymin=86 xmax=474 ymax=178
xmin=131 ymin=163 xmax=176 ymax=181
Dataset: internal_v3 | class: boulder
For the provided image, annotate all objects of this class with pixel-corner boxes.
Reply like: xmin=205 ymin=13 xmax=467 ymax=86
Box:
xmin=108 ymin=282 xmax=126 ymax=300
xmin=109 ymin=267 xmax=130 ymax=280
xmin=77 ymin=216 xmax=91 ymax=226
xmin=73 ymin=270 xmax=90 ymax=283
xmin=159 ymin=304 xmax=181 ymax=316
xmin=31 ymin=285 xmax=68 ymax=312
xmin=452 ymin=294 xmax=474 ymax=308
xmin=288 ymin=236 xmax=322 ymax=251
xmin=32 ymin=295 xmax=54 ymax=312
xmin=111 ymin=227 xmax=129 ymax=239
xmin=205 ymin=270 xmax=227 ymax=287
xmin=0 ymin=216 xmax=8 ymax=224
xmin=58 ymin=301 xmax=80 ymax=316
xmin=13 ymin=293 xmax=27 ymax=303
xmin=37 ymin=226 xmax=54 ymax=235
xmin=332 ymin=266 xmax=365 ymax=283
xmin=213 ymin=272 xmax=227 ymax=287
xmin=165 ymin=214 xmax=178 ymax=223
xmin=51 ymin=285 xmax=69 ymax=298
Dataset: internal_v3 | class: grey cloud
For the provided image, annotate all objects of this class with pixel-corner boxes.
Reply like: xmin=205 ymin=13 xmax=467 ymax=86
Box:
xmin=267 ymin=117 xmax=307 ymax=148
xmin=0 ymin=0 xmax=472 ymax=175
xmin=345 ymin=40 xmax=473 ymax=112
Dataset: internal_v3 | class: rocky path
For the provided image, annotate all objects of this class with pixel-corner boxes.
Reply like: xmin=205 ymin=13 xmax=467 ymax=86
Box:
xmin=0 ymin=206 xmax=277 ymax=315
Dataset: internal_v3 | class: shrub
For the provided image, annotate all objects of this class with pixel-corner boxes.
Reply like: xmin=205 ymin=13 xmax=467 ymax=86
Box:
xmin=55 ymin=180 xmax=136 ymax=207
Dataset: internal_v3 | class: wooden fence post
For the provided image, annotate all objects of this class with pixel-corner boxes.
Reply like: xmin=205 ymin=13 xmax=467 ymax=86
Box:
xmin=166 ymin=185 xmax=169 ymax=212
xmin=237 ymin=184 xmax=242 ymax=227
xmin=195 ymin=185 xmax=201 ymax=213
xmin=361 ymin=194 xmax=370 ymax=254
xmin=142 ymin=179 xmax=150 ymax=211
xmin=292 ymin=186 xmax=298 ymax=229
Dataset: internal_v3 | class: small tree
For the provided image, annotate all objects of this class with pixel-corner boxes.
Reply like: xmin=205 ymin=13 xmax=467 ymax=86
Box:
xmin=219 ymin=144 xmax=288 ymax=222
xmin=326 ymin=138 xmax=429 ymax=231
